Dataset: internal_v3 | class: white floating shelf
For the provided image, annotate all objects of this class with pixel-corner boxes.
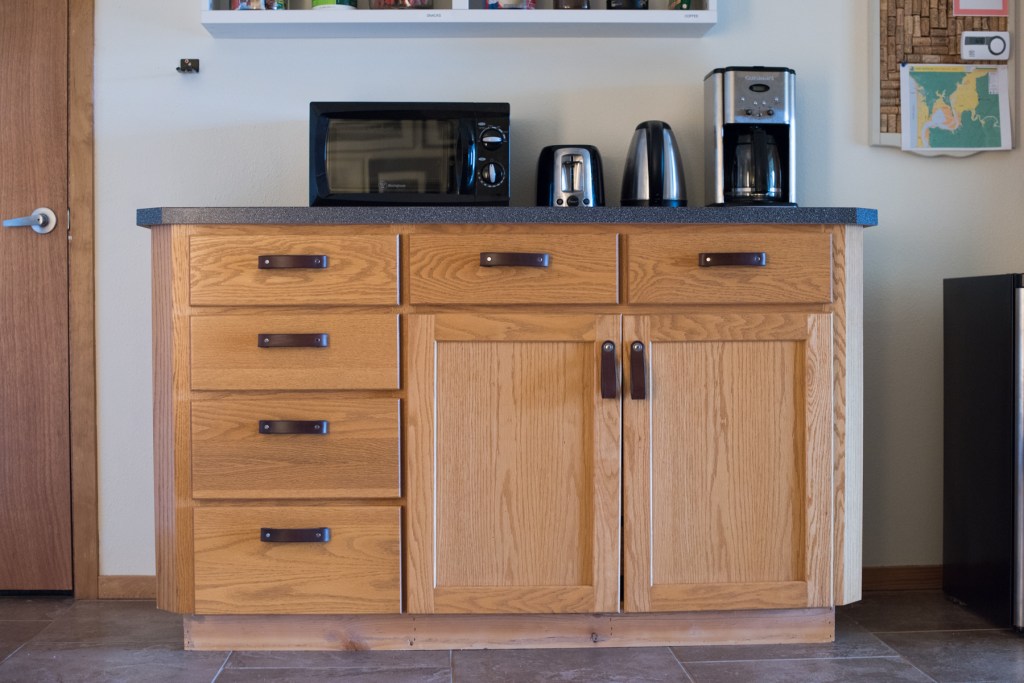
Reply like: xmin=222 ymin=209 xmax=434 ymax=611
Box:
xmin=200 ymin=6 xmax=717 ymax=38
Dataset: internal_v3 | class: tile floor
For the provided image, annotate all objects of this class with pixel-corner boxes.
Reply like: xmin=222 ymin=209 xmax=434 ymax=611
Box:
xmin=1 ymin=590 xmax=1022 ymax=682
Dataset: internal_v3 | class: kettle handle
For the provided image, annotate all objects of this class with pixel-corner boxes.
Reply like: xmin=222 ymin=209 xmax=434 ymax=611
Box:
xmin=645 ymin=121 xmax=665 ymax=204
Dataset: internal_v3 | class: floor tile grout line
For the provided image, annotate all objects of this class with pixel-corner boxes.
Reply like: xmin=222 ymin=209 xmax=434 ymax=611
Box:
xmin=209 ymin=651 xmax=233 ymax=683
xmin=675 ymin=654 xmax=907 ymax=665
xmin=902 ymin=658 xmax=941 ymax=683
xmin=0 ymin=641 xmax=29 ymax=667
xmin=667 ymin=646 xmax=697 ymax=683
xmin=871 ymin=627 xmax=1014 ymax=635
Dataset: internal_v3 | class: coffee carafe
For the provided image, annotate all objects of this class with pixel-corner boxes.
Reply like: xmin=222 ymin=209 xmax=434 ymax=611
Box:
xmin=704 ymin=66 xmax=796 ymax=207
xmin=730 ymin=126 xmax=782 ymax=202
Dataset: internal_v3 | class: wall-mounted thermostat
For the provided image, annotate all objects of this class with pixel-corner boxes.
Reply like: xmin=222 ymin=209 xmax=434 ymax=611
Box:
xmin=961 ymin=31 xmax=1011 ymax=60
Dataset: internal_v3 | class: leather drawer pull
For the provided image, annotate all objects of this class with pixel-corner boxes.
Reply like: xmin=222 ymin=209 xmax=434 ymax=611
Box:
xmin=260 ymin=527 xmax=331 ymax=543
xmin=600 ymin=341 xmax=618 ymax=399
xmin=258 ymin=255 xmax=328 ymax=269
xmin=479 ymin=252 xmax=550 ymax=268
xmin=257 ymin=333 xmax=329 ymax=348
xmin=259 ymin=420 xmax=329 ymax=435
xmin=630 ymin=341 xmax=647 ymax=400
xmin=698 ymin=252 xmax=767 ymax=267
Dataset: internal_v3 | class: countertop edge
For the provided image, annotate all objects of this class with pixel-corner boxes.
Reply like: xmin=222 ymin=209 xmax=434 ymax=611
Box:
xmin=137 ymin=206 xmax=879 ymax=227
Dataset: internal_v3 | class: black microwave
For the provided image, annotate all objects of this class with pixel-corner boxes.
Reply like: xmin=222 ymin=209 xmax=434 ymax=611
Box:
xmin=309 ymin=102 xmax=510 ymax=207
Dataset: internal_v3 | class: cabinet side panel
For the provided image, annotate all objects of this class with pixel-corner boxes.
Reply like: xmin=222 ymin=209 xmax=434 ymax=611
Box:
xmin=152 ymin=225 xmax=194 ymax=613
xmin=832 ymin=226 xmax=863 ymax=605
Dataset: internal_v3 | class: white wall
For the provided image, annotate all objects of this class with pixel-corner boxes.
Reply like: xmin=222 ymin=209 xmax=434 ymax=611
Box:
xmin=95 ymin=0 xmax=1024 ymax=574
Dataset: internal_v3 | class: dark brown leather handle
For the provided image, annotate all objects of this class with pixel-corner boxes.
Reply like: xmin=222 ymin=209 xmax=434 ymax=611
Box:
xmin=260 ymin=528 xmax=331 ymax=543
xmin=698 ymin=252 xmax=767 ymax=267
xmin=630 ymin=341 xmax=647 ymax=400
xmin=480 ymin=252 xmax=550 ymax=268
xmin=258 ymin=255 xmax=328 ymax=269
xmin=257 ymin=334 xmax=329 ymax=348
xmin=600 ymin=340 xmax=618 ymax=399
xmin=259 ymin=420 xmax=329 ymax=435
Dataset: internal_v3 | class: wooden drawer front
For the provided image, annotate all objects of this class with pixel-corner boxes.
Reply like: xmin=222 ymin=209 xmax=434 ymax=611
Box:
xmin=189 ymin=234 xmax=398 ymax=306
xmin=193 ymin=506 xmax=401 ymax=615
xmin=190 ymin=313 xmax=398 ymax=391
xmin=409 ymin=233 xmax=619 ymax=304
xmin=628 ymin=229 xmax=832 ymax=305
xmin=191 ymin=397 xmax=400 ymax=500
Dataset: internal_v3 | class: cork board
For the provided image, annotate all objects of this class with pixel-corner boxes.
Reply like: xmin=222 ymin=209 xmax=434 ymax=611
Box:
xmin=871 ymin=0 xmax=1012 ymax=145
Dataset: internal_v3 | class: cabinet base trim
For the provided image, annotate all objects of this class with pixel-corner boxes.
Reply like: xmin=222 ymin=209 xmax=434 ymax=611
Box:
xmin=183 ymin=608 xmax=834 ymax=651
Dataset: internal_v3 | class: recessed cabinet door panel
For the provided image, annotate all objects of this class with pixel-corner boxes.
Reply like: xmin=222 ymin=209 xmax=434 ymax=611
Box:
xmin=190 ymin=312 xmax=399 ymax=390
xmin=623 ymin=313 xmax=833 ymax=613
xmin=407 ymin=314 xmax=621 ymax=614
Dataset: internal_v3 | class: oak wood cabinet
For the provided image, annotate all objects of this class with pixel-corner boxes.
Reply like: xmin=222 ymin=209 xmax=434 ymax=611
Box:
xmin=147 ymin=219 xmax=865 ymax=650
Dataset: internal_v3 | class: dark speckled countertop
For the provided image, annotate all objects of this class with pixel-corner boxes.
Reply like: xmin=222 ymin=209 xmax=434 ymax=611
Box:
xmin=137 ymin=206 xmax=877 ymax=227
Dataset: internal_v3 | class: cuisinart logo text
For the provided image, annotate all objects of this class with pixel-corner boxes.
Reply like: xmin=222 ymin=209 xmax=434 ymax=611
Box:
xmin=744 ymin=75 xmax=777 ymax=82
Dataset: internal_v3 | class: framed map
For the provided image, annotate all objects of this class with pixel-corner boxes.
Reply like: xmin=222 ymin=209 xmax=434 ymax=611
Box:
xmin=899 ymin=64 xmax=1011 ymax=153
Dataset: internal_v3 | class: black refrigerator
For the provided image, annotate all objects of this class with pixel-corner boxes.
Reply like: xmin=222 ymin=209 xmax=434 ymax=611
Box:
xmin=944 ymin=273 xmax=1024 ymax=629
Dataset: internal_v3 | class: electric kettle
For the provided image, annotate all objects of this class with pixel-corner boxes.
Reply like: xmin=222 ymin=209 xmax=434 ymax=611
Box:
xmin=620 ymin=121 xmax=687 ymax=207
xmin=728 ymin=126 xmax=782 ymax=203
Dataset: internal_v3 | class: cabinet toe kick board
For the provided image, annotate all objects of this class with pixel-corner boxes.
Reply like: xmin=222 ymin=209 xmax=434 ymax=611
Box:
xmin=184 ymin=608 xmax=836 ymax=650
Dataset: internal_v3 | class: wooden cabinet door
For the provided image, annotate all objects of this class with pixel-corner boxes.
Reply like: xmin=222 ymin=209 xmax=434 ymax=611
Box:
xmin=407 ymin=314 xmax=621 ymax=614
xmin=623 ymin=313 xmax=833 ymax=613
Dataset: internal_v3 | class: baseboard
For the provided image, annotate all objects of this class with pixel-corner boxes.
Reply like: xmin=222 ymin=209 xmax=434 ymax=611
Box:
xmin=97 ymin=575 xmax=156 ymax=599
xmin=862 ymin=565 xmax=943 ymax=591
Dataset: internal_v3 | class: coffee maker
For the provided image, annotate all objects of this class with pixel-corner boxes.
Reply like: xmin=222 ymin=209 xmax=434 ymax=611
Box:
xmin=704 ymin=66 xmax=796 ymax=207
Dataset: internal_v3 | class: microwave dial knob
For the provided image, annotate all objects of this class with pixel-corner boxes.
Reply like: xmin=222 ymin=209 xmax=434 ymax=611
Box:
xmin=480 ymin=128 xmax=506 ymax=151
xmin=480 ymin=162 xmax=505 ymax=187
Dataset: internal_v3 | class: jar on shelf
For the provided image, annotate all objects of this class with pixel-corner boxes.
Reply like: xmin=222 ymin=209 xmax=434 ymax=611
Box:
xmin=370 ymin=0 xmax=434 ymax=8
xmin=487 ymin=0 xmax=536 ymax=8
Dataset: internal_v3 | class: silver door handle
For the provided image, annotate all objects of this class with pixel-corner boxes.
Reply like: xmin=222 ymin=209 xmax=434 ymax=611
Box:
xmin=3 ymin=208 xmax=57 ymax=234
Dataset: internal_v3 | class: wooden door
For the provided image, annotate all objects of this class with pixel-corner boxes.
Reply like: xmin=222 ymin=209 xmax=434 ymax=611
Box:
xmin=406 ymin=314 xmax=621 ymax=614
xmin=623 ymin=313 xmax=833 ymax=612
xmin=0 ymin=1 xmax=73 ymax=590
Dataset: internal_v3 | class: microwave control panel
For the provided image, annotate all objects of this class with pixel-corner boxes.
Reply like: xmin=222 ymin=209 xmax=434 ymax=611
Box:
xmin=475 ymin=121 xmax=509 ymax=198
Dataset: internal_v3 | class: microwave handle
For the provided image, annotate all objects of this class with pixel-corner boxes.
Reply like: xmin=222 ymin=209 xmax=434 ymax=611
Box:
xmin=456 ymin=120 xmax=477 ymax=194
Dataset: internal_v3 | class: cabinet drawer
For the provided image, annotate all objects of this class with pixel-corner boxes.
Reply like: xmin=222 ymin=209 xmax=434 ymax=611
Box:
xmin=190 ymin=312 xmax=398 ymax=391
xmin=193 ymin=506 xmax=401 ymax=615
xmin=409 ymin=233 xmax=619 ymax=304
xmin=191 ymin=397 xmax=400 ymax=500
xmin=189 ymin=234 xmax=398 ymax=306
xmin=628 ymin=229 xmax=832 ymax=305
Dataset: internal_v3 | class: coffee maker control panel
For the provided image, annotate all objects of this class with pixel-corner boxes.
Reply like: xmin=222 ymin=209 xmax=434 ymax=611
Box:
xmin=722 ymin=69 xmax=794 ymax=125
